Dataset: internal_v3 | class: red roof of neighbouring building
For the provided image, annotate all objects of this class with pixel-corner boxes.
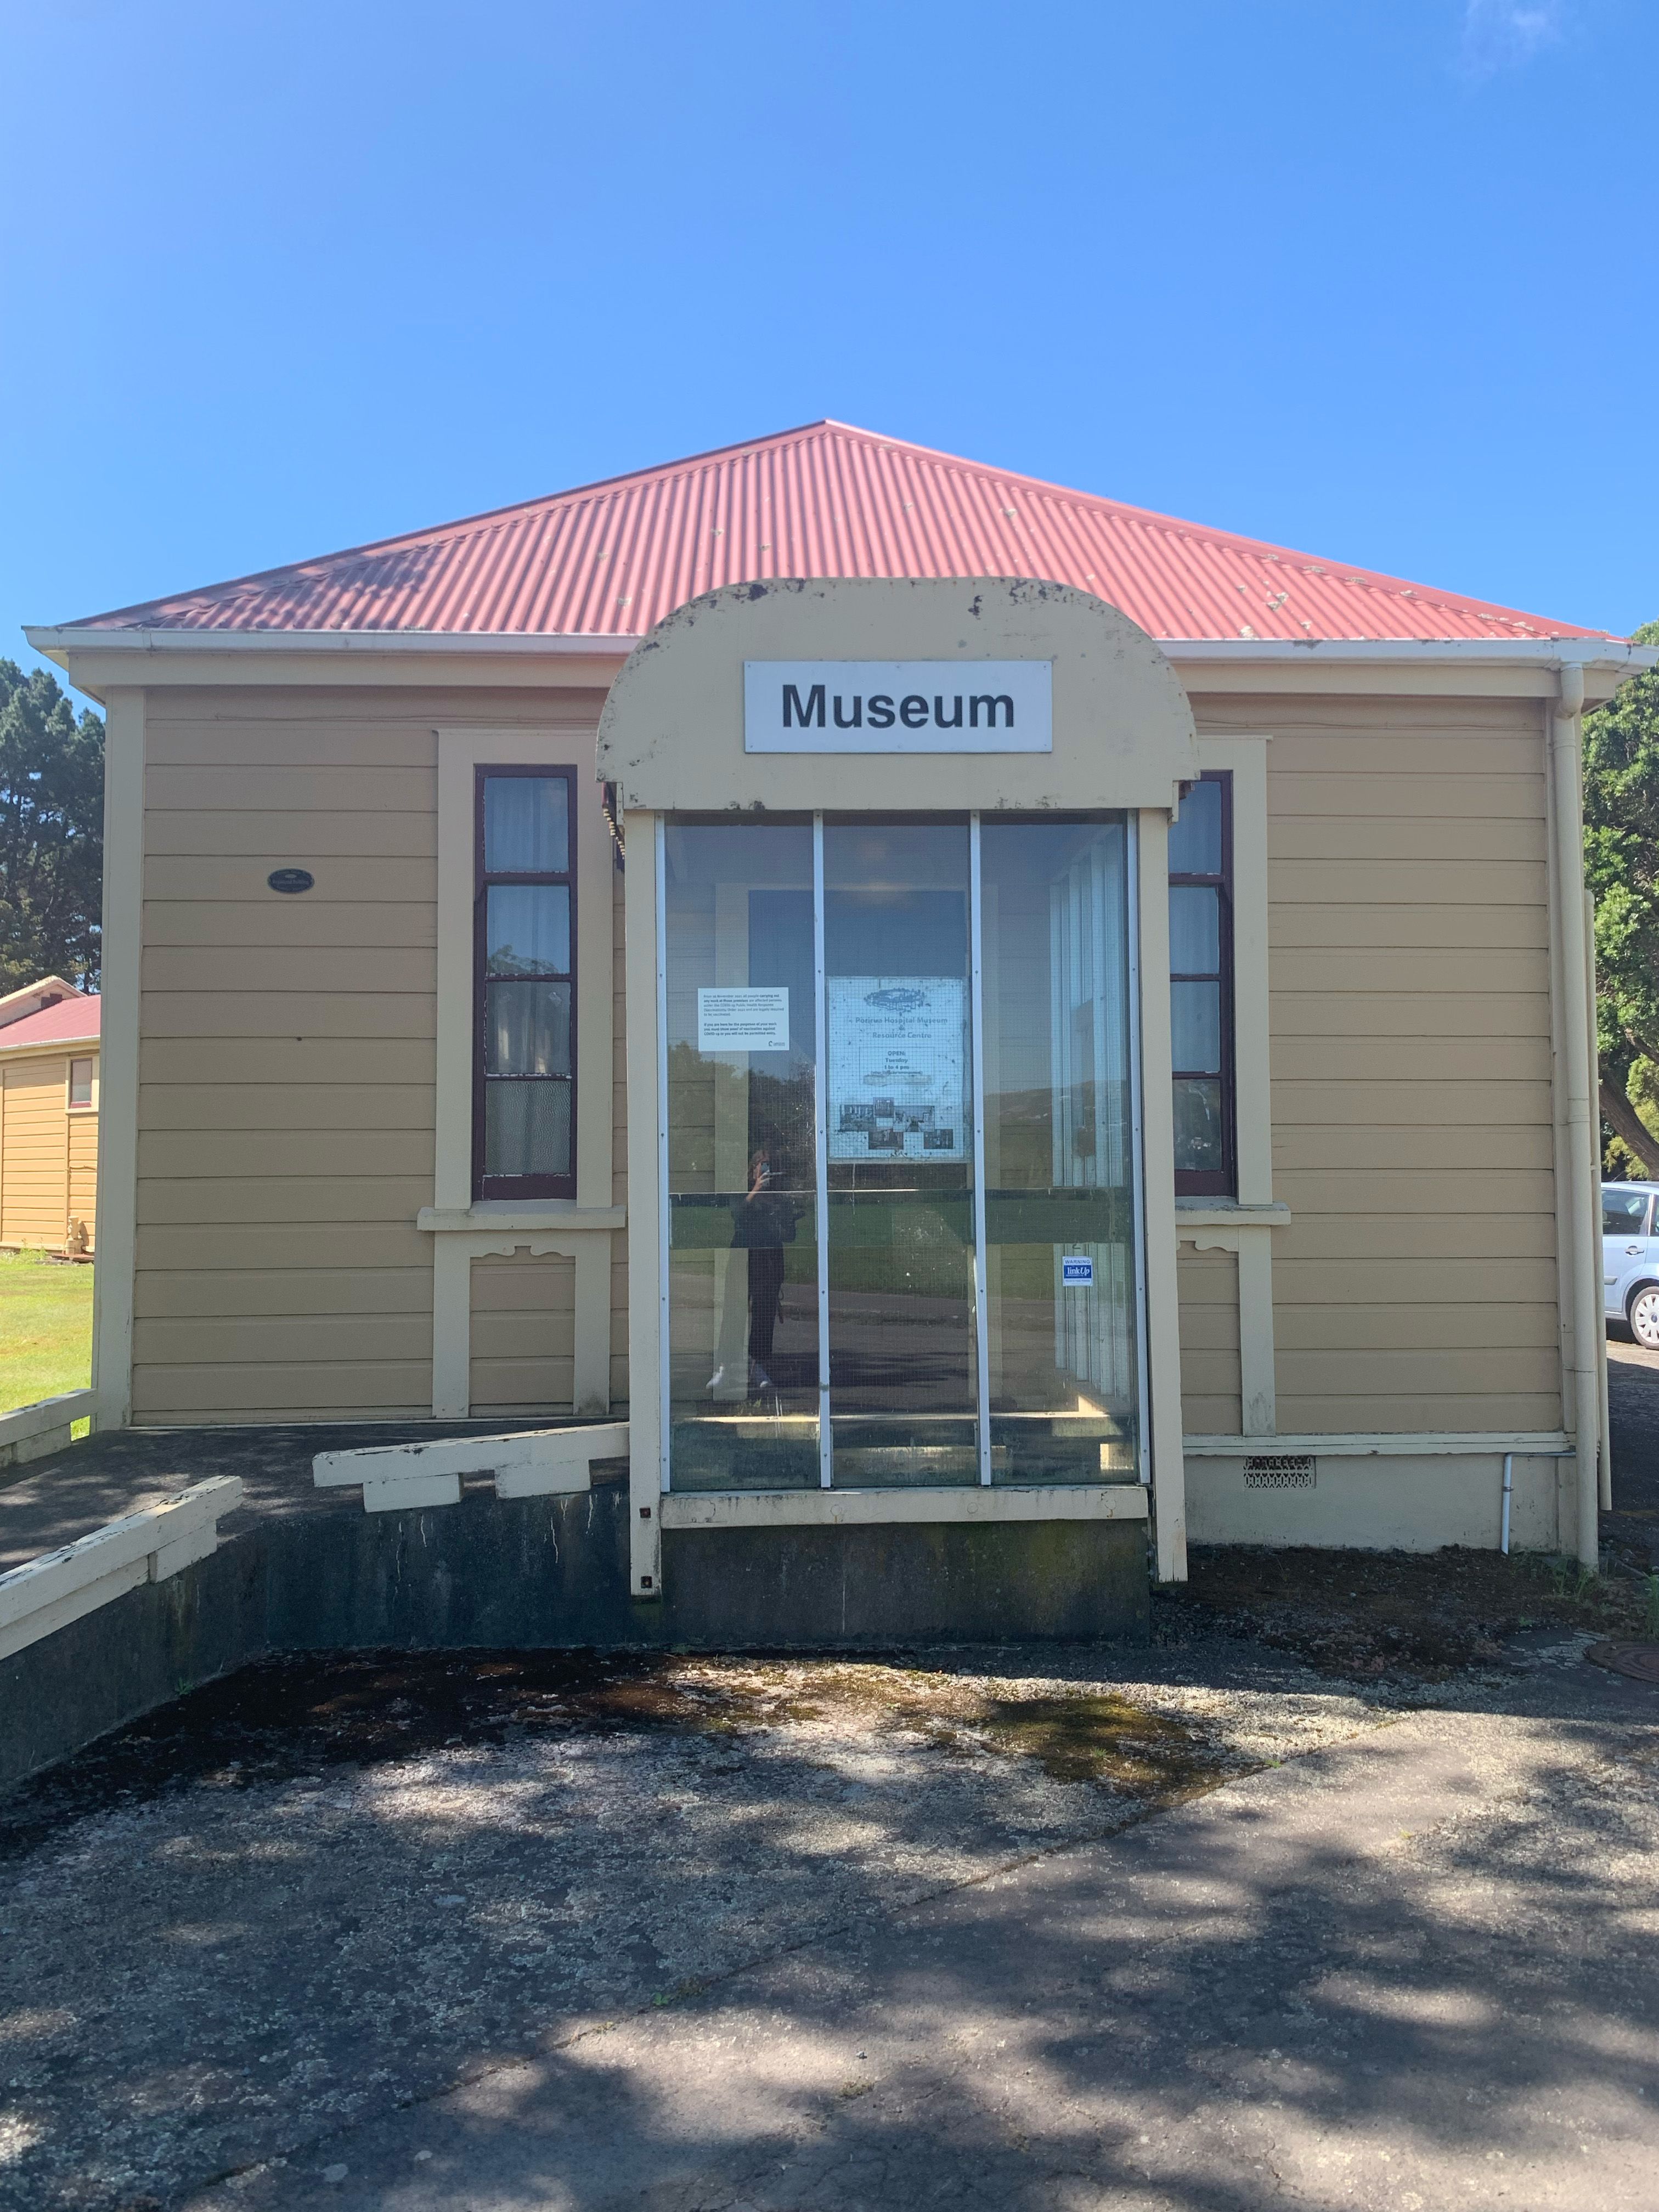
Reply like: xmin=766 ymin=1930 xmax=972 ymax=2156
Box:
xmin=57 ymin=419 xmax=1616 ymax=646
xmin=0 ymin=994 xmax=100 ymax=1051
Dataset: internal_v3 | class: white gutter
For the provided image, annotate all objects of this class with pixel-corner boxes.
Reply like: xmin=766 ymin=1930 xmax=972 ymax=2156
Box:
xmin=0 ymin=1032 xmax=99 ymax=1057
xmin=24 ymin=627 xmax=1659 ymax=674
xmin=1162 ymin=637 xmax=1658 ymax=672
xmin=1549 ymin=663 xmax=1603 ymax=1570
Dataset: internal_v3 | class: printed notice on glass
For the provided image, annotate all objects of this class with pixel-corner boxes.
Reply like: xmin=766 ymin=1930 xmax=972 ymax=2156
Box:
xmin=697 ymin=987 xmax=790 ymax=1053
xmin=827 ymin=977 xmax=967 ymax=1161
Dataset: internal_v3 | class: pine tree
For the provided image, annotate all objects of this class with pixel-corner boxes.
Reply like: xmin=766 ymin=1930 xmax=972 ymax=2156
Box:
xmin=1584 ymin=620 xmax=1659 ymax=1176
xmin=0 ymin=659 xmax=105 ymax=992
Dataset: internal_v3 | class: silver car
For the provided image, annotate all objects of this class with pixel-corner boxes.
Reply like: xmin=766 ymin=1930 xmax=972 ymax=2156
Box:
xmin=1604 ymin=1180 xmax=1659 ymax=1347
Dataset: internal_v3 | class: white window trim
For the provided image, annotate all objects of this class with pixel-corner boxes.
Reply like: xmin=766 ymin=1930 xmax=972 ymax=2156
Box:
xmin=1174 ymin=736 xmax=1280 ymax=1440
xmin=430 ymin=729 xmax=619 ymax=1418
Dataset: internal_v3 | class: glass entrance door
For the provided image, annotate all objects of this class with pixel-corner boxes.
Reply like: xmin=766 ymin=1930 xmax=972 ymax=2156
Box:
xmin=825 ymin=819 xmax=977 ymax=1486
xmin=661 ymin=811 xmax=1143 ymax=1492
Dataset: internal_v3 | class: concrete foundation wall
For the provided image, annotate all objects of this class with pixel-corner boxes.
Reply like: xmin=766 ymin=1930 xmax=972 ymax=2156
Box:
xmin=1184 ymin=1449 xmax=1567 ymax=1551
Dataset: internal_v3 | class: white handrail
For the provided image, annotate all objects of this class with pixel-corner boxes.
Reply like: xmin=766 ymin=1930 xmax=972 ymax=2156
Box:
xmin=0 ymin=1476 xmax=243 ymax=1661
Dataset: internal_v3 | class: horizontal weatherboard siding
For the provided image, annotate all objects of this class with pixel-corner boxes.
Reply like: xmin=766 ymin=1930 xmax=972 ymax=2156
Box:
xmin=131 ymin=687 xmax=607 ymax=1424
xmin=1200 ymin=692 xmax=1562 ymax=1438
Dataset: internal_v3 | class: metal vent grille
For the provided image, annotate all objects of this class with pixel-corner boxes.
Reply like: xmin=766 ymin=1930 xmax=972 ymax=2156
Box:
xmin=1242 ymin=1454 xmax=1316 ymax=1489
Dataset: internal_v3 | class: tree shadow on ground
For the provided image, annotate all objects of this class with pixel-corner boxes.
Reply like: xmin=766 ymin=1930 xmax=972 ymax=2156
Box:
xmin=1 ymin=1628 xmax=1654 ymax=2212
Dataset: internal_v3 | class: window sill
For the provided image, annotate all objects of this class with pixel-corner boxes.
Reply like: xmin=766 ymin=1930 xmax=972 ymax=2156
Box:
xmin=1174 ymin=1200 xmax=1290 ymax=1229
xmin=417 ymin=1202 xmax=626 ymax=1233
xmin=658 ymin=1485 xmax=1149 ymax=1532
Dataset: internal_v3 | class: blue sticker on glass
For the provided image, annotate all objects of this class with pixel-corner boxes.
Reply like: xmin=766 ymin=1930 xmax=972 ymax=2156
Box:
xmin=1061 ymin=1255 xmax=1095 ymax=1286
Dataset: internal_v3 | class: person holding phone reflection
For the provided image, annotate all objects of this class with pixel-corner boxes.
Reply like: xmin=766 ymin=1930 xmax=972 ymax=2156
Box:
xmin=708 ymin=1142 xmax=794 ymax=1396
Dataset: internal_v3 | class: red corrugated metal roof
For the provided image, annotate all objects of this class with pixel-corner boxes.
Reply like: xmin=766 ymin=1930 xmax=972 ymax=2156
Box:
xmin=0 ymin=995 xmax=99 ymax=1051
xmin=60 ymin=420 xmax=1615 ymax=645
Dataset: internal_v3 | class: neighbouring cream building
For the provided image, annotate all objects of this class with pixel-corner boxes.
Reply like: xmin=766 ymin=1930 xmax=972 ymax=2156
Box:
xmin=26 ymin=421 xmax=1654 ymax=1632
xmin=0 ymin=981 xmax=100 ymax=1255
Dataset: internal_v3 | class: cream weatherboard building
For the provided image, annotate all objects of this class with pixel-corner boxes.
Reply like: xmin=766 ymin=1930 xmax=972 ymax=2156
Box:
xmin=26 ymin=421 xmax=1652 ymax=1628
xmin=0 ymin=983 xmax=100 ymax=1256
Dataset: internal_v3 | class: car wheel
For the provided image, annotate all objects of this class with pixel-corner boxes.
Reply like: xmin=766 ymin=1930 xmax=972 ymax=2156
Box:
xmin=1628 ymin=1285 xmax=1659 ymax=1350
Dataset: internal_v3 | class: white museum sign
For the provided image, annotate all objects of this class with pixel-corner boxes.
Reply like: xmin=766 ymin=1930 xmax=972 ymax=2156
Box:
xmin=744 ymin=661 xmax=1053 ymax=754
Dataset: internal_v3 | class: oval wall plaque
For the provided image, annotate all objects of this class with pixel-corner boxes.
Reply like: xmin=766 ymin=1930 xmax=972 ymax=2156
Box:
xmin=267 ymin=868 xmax=315 ymax=895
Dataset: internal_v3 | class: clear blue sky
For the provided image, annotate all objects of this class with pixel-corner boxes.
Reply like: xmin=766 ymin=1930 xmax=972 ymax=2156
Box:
xmin=5 ymin=0 xmax=1656 ymax=705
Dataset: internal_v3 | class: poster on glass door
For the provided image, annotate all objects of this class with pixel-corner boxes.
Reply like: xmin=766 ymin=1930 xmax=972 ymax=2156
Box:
xmin=827 ymin=978 xmax=967 ymax=1160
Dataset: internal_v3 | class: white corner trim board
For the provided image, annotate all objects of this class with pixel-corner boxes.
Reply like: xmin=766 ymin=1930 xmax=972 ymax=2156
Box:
xmin=0 ymin=1476 xmax=244 ymax=1662
xmin=313 ymin=1423 xmax=630 ymax=1514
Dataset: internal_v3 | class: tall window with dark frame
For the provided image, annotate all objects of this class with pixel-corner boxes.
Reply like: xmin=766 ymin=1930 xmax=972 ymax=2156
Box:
xmin=475 ymin=768 xmax=576 ymax=1200
xmin=1168 ymin=771 xmax=1235 ymax=1196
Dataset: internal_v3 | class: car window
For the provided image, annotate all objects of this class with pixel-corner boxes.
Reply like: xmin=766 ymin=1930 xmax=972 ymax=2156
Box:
xmin=1604 ymin=1190 xmax=1652 ymax=1235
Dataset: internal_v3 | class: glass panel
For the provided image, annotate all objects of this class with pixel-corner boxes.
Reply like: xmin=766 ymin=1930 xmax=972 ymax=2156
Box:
xmin=665 ymin=822 xmax=819 ymax=1491
xmin=1171 ymin=979 xmax=1221 ymax=1074
xmin=1173 ymin=1077 xmax=1225 ymax=1175
xmin=487 ymin=885 xmax=570 ymax=977
xmin=484 ymin=1080 xmax=571 ymax=1178
xmin=981 ymin=819 xmax=1139 ymax=1484
xmin=1604 ymin=1189 xmax=1651 ymax=1234
xmin=486 ymin=980 xmax=571 ymax=1075
xmin=825 ymin=821 xmax=977 ymax=1486
xmin=69 ymin=1059 xmax=92 ymax=1105
xmin=1167 ymin=779 xmax=1222 ymax=876
xmin=484 ymin=775 xmax=569 ymax=874
xmin=1169 ymin=884 xmax=1219 ymax=975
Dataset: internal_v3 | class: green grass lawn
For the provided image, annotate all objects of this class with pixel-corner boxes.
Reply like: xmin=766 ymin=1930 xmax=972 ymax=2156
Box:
xmin=0 ymin=1250 xmax=93 ymax=1417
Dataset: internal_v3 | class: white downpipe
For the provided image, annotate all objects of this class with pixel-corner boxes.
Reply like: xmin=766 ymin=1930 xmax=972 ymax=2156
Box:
xmin=1500 ymin=1452 xmax=1513 ymax=1556
xmin=1550 ymin=664 xmax=1601 ymax=1570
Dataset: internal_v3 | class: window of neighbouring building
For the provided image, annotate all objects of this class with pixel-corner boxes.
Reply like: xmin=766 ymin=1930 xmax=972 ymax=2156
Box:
xmin=1169 ymin=771 xmax=1235 ymax=1197
xmin=475 ymin=768 xmax=575 ymax=1199
xmin=68 ymin=1057 xmax=94 ymax=1108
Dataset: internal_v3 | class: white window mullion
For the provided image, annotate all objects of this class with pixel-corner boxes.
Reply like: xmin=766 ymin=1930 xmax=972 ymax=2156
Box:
xmin=654 ymin=815 xmax=672 ymax=1495
xmin=970 ymin=814 xmax=992 ymax=1486
xmin=814 ymin=814 xmax=832 ymax=1488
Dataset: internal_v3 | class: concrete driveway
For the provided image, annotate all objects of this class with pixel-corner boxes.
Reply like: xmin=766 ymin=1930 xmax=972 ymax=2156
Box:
xmin=206 ymin=1702 xmax=1652 ymax=2212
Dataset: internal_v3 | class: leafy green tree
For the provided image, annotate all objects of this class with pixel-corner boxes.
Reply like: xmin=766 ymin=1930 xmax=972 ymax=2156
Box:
xmin=0 ymin=659 xmax=104 ymax=994
xmin=1584 ymin=619 xmax=1659 ymax=1177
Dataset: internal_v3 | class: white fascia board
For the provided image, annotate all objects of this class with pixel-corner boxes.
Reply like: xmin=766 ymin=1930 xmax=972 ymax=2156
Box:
xmin=26 ymin=627 xmax=1656 ymax=672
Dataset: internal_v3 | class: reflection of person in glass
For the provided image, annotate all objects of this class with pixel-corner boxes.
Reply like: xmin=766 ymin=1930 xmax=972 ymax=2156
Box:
xmin=708 ymin=1144 xmax=792 ymax=1396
